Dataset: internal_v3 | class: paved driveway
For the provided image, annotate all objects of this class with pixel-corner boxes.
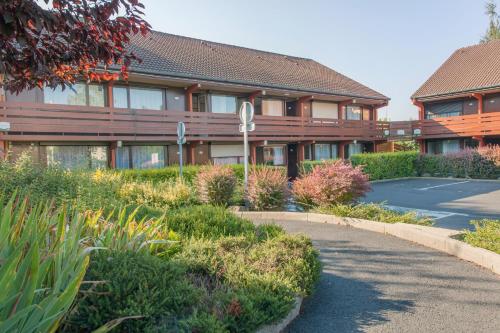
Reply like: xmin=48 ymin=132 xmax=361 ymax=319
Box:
xmin=363 ymin=178 xmax=500 ymax=230
xmin=252 ymin=219 xmax=500 ymax=333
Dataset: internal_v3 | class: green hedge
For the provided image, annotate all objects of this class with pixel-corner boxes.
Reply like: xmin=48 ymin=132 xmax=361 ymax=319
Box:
xmin=350 ymin=151 xmax=419 ymax=180
xmin=119 ymin=164 xmax=285 ymax=183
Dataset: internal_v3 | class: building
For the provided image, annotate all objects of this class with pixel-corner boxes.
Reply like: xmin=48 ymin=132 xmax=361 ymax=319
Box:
xmin=0 ymin=31 xmax=389 ymax=177
xmin=411 ymin=40 xmax=500 ymax=154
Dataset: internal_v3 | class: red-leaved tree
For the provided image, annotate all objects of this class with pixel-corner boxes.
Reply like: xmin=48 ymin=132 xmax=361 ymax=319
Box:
xmin=0 ymin=0 xmax=150 ymax=94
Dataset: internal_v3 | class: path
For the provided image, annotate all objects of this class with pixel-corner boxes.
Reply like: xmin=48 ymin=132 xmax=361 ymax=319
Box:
xmin=252 ymin=219 xmax=500 ymax=333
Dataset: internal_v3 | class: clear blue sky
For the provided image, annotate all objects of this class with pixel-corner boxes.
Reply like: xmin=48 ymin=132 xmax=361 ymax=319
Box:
xmin=143 ymin=0 xmax=491 ymax=120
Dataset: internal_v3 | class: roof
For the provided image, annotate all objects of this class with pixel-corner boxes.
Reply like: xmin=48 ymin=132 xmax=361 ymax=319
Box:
xmin=412 ymin=40 xmax=500 ymax=100
xmin=126 ymin=31 xmax=388 ymax=101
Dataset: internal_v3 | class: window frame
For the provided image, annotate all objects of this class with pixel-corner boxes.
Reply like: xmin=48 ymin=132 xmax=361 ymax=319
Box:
xmin=261 ymin=98 xmax=285 ymax=117
xmin=43 ymin=83 xmax=107 ymax=107
xmin=112 ymin=84 xmax=166 ymax=110
xmin=209 ymin=94 xmax=238 ymax=114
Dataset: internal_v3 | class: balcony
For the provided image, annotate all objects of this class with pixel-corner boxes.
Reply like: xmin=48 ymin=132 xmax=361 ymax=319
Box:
xmin=0 ymin=102 xmax=388 ymax=142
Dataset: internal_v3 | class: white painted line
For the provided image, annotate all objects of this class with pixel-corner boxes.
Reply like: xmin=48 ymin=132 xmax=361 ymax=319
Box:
xmin=416 ymin=181 xmax=470 ymax=191
xmin=384 ymin=205 xmax=469 ymax=220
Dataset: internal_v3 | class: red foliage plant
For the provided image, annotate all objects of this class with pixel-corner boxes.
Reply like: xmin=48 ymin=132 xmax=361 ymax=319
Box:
xmin=292 ymin=160 xmax=371 ymax=208
xmin=478 ymin=144 xmax=500 ymax=167
xmin=247 ymin=167 xmax=289 ymax=211
xmin=0 ymin=0 xmax=150 ymax=94
xmin=196 ymin=165 xmax=237 ymax=206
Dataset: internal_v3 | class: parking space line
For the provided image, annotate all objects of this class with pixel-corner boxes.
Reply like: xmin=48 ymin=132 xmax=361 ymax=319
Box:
xmin=416 ymin=181 xmax=470 ymax=191
xmin=384 ymin=205 xmax=469 ymax=220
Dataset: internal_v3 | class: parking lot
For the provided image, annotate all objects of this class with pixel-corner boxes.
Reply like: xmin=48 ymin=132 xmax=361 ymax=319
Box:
xmin=363 ymin=178 xmax=500 ymax=230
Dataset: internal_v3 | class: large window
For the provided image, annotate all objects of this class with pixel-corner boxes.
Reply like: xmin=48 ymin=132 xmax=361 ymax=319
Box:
xmin=427 ymin=140 xmax=461 ymax=155
xmin=263 ymin=146 xmax=285 ymax=166
xmin=46 ymin=146 xmax=108 ymax=169
xmin=130 ymin=87 xmax=163 ymax=110
xmin=116 ymin=146 xmax=166 ymax=169
xmin=262 ymin=99 xmax=284 ymax=116
xmin=314 ymin=143 xmax=338 ymax=160
xmin=112 ymin=86 xmax=128 ymax=108
xmin=211 ymin=95 xmax=237 ymax=114
xmin=347 ymin=143 xmax=363 ymax=157
xmin=210 ymin=144 xmax=245 ymax=165
xmin=44 ymin=83 xmax=104 ymax=107
xmin=426 ymin=101 xmax=463 ymax=119
xmin=345 ymin=106 xmax=362 ymax=120
xmin=312 ymin=101 xmax=338 ymax=119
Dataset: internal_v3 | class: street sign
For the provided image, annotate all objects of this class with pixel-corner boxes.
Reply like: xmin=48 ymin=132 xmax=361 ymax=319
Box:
xmin=239 ymin=102 xmax=254 ymax=124
xmin=239 ymin=123 xmax=255 ymax=133
xmin=177 ymin=121 xmax=186 ymax=177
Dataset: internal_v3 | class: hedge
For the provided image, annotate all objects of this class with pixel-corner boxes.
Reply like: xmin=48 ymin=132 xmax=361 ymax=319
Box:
xmin=350 ymin=151 xmax=419 ymax=180
xmin=119 ymin=164 xmax=286 ymax=183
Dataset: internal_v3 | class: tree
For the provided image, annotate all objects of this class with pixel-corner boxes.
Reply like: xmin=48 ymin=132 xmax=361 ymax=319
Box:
xmin=0 ymin=0 xmax=150 ymax=94
xmin=481 ymin=0 xmax=500 ymax=43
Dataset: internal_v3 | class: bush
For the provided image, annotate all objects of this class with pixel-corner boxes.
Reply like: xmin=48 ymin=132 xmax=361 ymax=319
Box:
xmin=317 ymin=203 xmax=433 ymax=226
xmin=416 ymin=149 xmax=497 ymax=178
xmin=63 ymin=251 xmax=202 ymax=333
xmin=300 ymin=159 xmax=337 ymax=174
xmin=196 ymin=165 xmax=237 ymax=206
xmin=292 ymin=160 xmax=370 ymax=208
xmin=247 ymin=167 xmax=289 ymax=211
xmin=118 ymin=178 xmax=197 ymax=209
xmin=165 ymin=205 xmax=256 ymax=239
xmin=350 ymin=151 xmax=419 ymax=180
xmin=462 ymin=219 xmax=500 ymax=254
xmin=478 ymin=144 xmax=500 ymax=167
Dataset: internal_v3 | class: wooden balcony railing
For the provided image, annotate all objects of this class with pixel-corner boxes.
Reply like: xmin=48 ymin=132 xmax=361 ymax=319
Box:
xmin=0 ymin=102 xmax=388 ymax=142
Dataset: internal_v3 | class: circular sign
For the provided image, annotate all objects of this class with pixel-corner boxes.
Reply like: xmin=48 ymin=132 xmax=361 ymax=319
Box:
xmin=177 ymin=121 xmax=186 ymax=138
xmin=239 ymin=102 xmax=254 ymax=124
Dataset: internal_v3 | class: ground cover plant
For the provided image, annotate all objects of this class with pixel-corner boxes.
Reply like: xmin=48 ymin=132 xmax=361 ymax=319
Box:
xmin=461 ymin=219 xmax=500 ymax=254
xmin=317 ymin=203 xmax=434 ymax=226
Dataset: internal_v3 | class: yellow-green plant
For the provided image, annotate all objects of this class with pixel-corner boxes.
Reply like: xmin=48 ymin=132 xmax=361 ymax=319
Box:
xmin=0 ymin=196 xmax=90 ymax=333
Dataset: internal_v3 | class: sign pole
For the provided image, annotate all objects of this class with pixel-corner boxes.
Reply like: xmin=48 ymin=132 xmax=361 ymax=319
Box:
xmin=239 ymin=102 xmax=255 ymax=208
xmin=179 ymin=140 xmax=183 ymax=178
xmin=177 ymin=121 xmax=186 ymax=178
xmin=243 ymin=122 xmax=249 ymax=194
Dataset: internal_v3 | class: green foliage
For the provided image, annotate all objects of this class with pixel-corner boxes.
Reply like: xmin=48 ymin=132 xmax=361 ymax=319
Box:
xmin=0 ymin=196 xmax=90 ymax=333
xmin=416 ymin=150 xmax=497 ymax=179
xmin=247 ymin=167 xmax=289 ymax=211
xmin=63 ymin=251 xmax=201 ymax=333
xmin=165 ymin=205 xmax=256 ymax=239
xmin=350 ymin=151 xmax=419 ymax=180
xmin=462 ymin=219 xmax=500 ymax=254
xmin=196 ymin=165 xmax=237 ymax=206
xmin=317 ymin=203 xmax=434 ymax=226
xmin=481 ymin=0 xmax=500 ymax=43
xmin=300 ymin=159 xmax=337 ymax=174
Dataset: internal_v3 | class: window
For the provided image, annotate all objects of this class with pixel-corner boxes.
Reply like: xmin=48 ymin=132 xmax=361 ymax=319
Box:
xmin=345 ymin=106 xmax=362 ymax=120
xmin=347 ymin=143 xmax=363 ymax=157
xmin=427 ymin=139 xmax=460 ymax=155
xmin=113 ymin=86 xmax=129 ymax=108
xmin=210 ymin=144 xmax=245 ymax=165
xmin=130 ymin=87 xmax=164 ymax=110
xmin=304 ymin=144 xmax=312 ymax=160
xmin=263 ymin=146 xmax=285 ymax=166
xmin=426 ymin=101 xmax=463 ymax=119
xmin=131 ymin=146 xmax=165 ymax=169
xmin=262 ymin=99 xmax=284 ymax=116
xmin=314 ymin=144 xmax=332 ymax=160
xmin=211 ymin=95 xmax=237 ymax=114
xmin=312 ymin=101 xmax=338 ymax=119
xmin=166 ymin=89 xmax=185 ymax=111
xmin=46 ymin=146 xmax=107 ymax=169
xmin=88 ymin=85 xmax=105 ymax=107
xmin=44 ymin=83 xmax=87 ymax=106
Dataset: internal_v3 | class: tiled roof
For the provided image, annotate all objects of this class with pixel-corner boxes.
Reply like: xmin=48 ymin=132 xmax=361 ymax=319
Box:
xmin=412 ymin=40 xmax=500 ymax=99
xmin=127 ymin=31 xmax=388 ymax=101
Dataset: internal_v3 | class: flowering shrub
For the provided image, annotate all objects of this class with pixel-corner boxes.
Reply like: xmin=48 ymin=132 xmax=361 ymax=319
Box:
xmin=478 ymin=144 xmax=500 ymax=167
xmin=416 ymin=148 xmax=497 ymax=178
xmin=196 ymin=165 xmax=237 ymax=205
xmin=292 ymin=160 xmax=370 ymax=208
xmin=247 ymin=167 xmax=289 ymax=211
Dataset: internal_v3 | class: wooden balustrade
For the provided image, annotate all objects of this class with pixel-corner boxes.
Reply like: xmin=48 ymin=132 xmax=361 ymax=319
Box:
xmin=0 ymin=102 xmax=387 ymax=142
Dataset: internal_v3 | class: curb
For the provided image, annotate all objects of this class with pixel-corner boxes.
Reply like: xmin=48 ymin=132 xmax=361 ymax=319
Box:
xmin=256 ymin=297 xmax=302 ymax=333
xmin=236 ymin=211 xmax=500 ymax=276
xmin=369 ymin=176 xmax=500 ymax=184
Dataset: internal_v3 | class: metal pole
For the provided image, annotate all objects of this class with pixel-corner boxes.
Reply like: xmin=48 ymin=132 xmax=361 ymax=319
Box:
xmin=243 ymin=128 xmax=249 ymax=193
xmin=179 ymin=143 xmax=183 ymax=178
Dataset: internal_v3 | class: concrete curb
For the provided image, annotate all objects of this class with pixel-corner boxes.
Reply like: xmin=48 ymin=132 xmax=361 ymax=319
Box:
xmin=256 ymin=297 xmax=302 ymax=333
xmin=370 ymin=176 xmax=500 ymax=184
xmin=237 ymin=211 xmax=500 ymax=276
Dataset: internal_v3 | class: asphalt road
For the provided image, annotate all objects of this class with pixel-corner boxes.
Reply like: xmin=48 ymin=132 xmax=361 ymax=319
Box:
xmin=363 ymin=178 xmax=500 ymax=230
xmin=253 ymin=219 xmax=500 ymax=333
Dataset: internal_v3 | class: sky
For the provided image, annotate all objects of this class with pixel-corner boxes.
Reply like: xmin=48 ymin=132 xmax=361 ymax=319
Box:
xmin=142 ymin=0 xmax=492 ymax=120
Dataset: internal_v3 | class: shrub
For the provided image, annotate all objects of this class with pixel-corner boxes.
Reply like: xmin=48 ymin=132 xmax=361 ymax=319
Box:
xmin=478 ymin=144 xmax=500 ymax=167
xmin=196 ymin=165 xmax=237 ymax=205
xmin=63 ymin=251 xmax=201 ymax=333
xmin=247 ymin=167 xmax=289 ymax=211
xmin=462 ymin=219 xmax=500 ymax=254
xmin=350 ymin=151 xmax=419 ymax=180
xmin=300 ymin=159 xmax=337 ymax=174
xmin=165 ymin=205 xmax=256 ymax=239
xmin=118 ymin=178 xmax=197 ymax=209
xmin=292 ymin=160 xmax=370 ymax=208
xmin=0 ymin=196 xmax=90 ymax=333
xmin=416 ymin=149 xmax=497 ymax=178
xmin=317 ymin=203 xmax=433 ymax=226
